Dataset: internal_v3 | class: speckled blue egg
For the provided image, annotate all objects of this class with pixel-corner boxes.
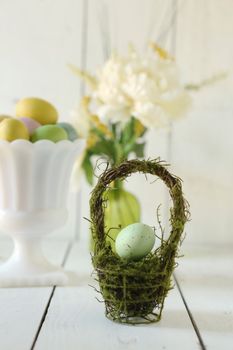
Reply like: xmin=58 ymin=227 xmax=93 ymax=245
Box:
xmin=115 ymin=223 xmax=155 ymax=261
xmin=57 ymin=122 xmax=78 ymax=141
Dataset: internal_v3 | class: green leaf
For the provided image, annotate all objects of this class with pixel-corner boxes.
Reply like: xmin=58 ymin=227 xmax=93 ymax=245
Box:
xmin=122 ymin=141 xmax=145 ymax=159
xmin=123 ymin=140 xmax=136 ymax=156
xmin=111 ymin=123 xmax=118 ymax=138
xmin=90 ymin=126 xmax=106 ymax=140
xmin=91 ymin=139 xmax=116 ymax=159
xmin=134 ymin=142 xmax=145 ymax=158
xmin=120 ymin=117 xmax=135 ymax=146
xmin=82 ymin=154 xmax=94 ymax=185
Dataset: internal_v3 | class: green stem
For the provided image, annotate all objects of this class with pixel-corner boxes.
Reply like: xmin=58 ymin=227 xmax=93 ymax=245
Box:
xmin=110 ymin=179 xmax=124 ymax=194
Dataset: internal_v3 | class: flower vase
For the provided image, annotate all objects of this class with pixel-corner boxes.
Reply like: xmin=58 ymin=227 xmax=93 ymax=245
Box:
xmin=0 ymin=139 xmax=85 ymax=287
xmin=91 ymin=181 xmax=140 ymax=250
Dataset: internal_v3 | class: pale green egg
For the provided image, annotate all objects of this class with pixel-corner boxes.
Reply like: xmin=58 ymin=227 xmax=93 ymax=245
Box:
xmin=115 ymin=223 xmax=155 ymax=261
xmin=31 ymin=125 xmax=68 ymax=143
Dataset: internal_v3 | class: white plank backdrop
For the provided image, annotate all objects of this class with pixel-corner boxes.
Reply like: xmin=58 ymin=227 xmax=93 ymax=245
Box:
xmin=0 ymin=0 xmax=232 ymax=245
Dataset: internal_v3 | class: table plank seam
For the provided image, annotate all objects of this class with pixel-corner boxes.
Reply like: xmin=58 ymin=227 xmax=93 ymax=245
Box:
xmin=173 ymin=273 xmax=207 ymax=350
xmin=30 ymin=286 xmax=56 ymax=350
xmin=30 ymin=240 xmax=74 ymax=350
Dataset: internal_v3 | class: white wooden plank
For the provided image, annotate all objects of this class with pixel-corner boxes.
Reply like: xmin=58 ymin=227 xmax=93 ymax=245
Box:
xmin=176 ymin=244 xmax=233 ymax=350
xmin=174 ymin=0 xmax=233 ymax=244
xmin=35 ymin=241 xmax=200 ymax=350
xmin=0 ymin=0 xmax=83 ymax=117
xmin=0 ymin=238 xmax=69 ymax=350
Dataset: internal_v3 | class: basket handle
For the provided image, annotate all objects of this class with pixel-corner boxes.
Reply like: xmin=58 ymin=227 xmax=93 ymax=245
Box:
xmin=90 ymin=159 xmax=189 ymax=254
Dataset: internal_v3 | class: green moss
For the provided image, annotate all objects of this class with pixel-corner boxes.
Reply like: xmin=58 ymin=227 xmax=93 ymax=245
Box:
xmin=90 ymin=159 xmax=190 ymax=324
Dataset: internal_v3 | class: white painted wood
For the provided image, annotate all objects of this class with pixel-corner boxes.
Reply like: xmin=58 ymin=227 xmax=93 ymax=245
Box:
xmin=174 ymin=0 xmax=233 ymax=244
xmin=34 ymin=241 xmax=200 ymax=350
xmin=0 ymin=1 xmax=232 ymax=348
xmin=0 ymin=0 xmax=231 ymax=245
xmin=176 ymin=244 xmax=233 ymax=350
xmin=0 ymin=0 xmax=83 ymax=117
xmin=0 ymin=239 xmax=69 ymax=350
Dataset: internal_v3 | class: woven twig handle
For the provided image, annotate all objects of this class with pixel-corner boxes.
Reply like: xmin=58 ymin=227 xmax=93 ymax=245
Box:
xmin=90 ymin=159 xmax=189 ymax=254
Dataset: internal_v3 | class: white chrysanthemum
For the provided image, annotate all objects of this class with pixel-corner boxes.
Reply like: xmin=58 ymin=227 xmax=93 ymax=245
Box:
xmin=158 ymin=90 xmax=192 ymax=120
xmin=122 ymin=73 xmax=159 ymax=103
xmin=94 ymin=55 xmax=130 ymax=107
xmin=132 ymin=101 xmax=168 ymax=128
xmin=96 ymin=104 xmax=131 ymax=123
xmin=87 ymin=48 xmax=191 ymax=127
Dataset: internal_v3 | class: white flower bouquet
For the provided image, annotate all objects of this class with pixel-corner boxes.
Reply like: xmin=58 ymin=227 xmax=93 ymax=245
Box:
xmin=70 ymin=44 xmax=191 ymax=183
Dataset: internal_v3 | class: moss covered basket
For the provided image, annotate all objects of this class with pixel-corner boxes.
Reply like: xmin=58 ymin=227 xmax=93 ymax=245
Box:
xmin=90 ymin=159 xmax=189 ymax=324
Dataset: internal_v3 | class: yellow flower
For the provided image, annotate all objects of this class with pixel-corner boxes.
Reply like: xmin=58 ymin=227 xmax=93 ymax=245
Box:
xmin=90 ymin=115 xmax=112 ymax=138
xmin=86 ymin=133 xmax=99 ymax=149
xmin=68 ymin=64 xmax=97 ymax=90
xmin=150 ymin=42 xmax=174 ymax=61
xmin=134 ymin=119 xmax=145 ymax=137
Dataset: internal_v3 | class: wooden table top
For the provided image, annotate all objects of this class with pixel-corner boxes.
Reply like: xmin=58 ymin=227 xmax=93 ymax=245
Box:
xmin=0 ymin=238 xmax=232 ymax=350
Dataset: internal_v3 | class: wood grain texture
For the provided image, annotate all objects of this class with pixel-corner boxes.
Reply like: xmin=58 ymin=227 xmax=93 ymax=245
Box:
xmin=34 ymin=242 xmax=201 ymax=350
xmin=176 ymin=244 xmax=233 ymax=350
xmin=0 ymin=239 xmax=69 ymax=350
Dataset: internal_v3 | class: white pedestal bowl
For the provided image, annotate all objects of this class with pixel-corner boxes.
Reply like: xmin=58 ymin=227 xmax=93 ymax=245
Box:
xmin=0 ymin=139 xmax=85 ymax=287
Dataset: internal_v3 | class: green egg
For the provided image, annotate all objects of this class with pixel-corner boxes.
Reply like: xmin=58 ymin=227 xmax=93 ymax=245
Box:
xmin=31 ymin=125 xmax=68 ymax=143
xmin=57 ymin=122 xmax=78 ymax=141
xmin=115 ymin=223 xmax=155 ymax=261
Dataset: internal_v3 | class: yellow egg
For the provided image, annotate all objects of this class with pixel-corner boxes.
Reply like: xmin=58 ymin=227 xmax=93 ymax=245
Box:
xmin=15 ymin=97 xmax=58 ymax=125
xmin=0 ymin=115 xmax=11 ymax=123
xmin=0 ymin=118 xmax=29 ymax=141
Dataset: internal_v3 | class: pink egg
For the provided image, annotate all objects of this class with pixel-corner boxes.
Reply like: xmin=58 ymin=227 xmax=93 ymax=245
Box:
xmin=18 ymin=117 xmax=41 ymax=136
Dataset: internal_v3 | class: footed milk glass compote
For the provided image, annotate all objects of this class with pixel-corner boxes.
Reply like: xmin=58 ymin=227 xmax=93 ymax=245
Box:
xmin=0 ymin=139 xmax=84 ymax=287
